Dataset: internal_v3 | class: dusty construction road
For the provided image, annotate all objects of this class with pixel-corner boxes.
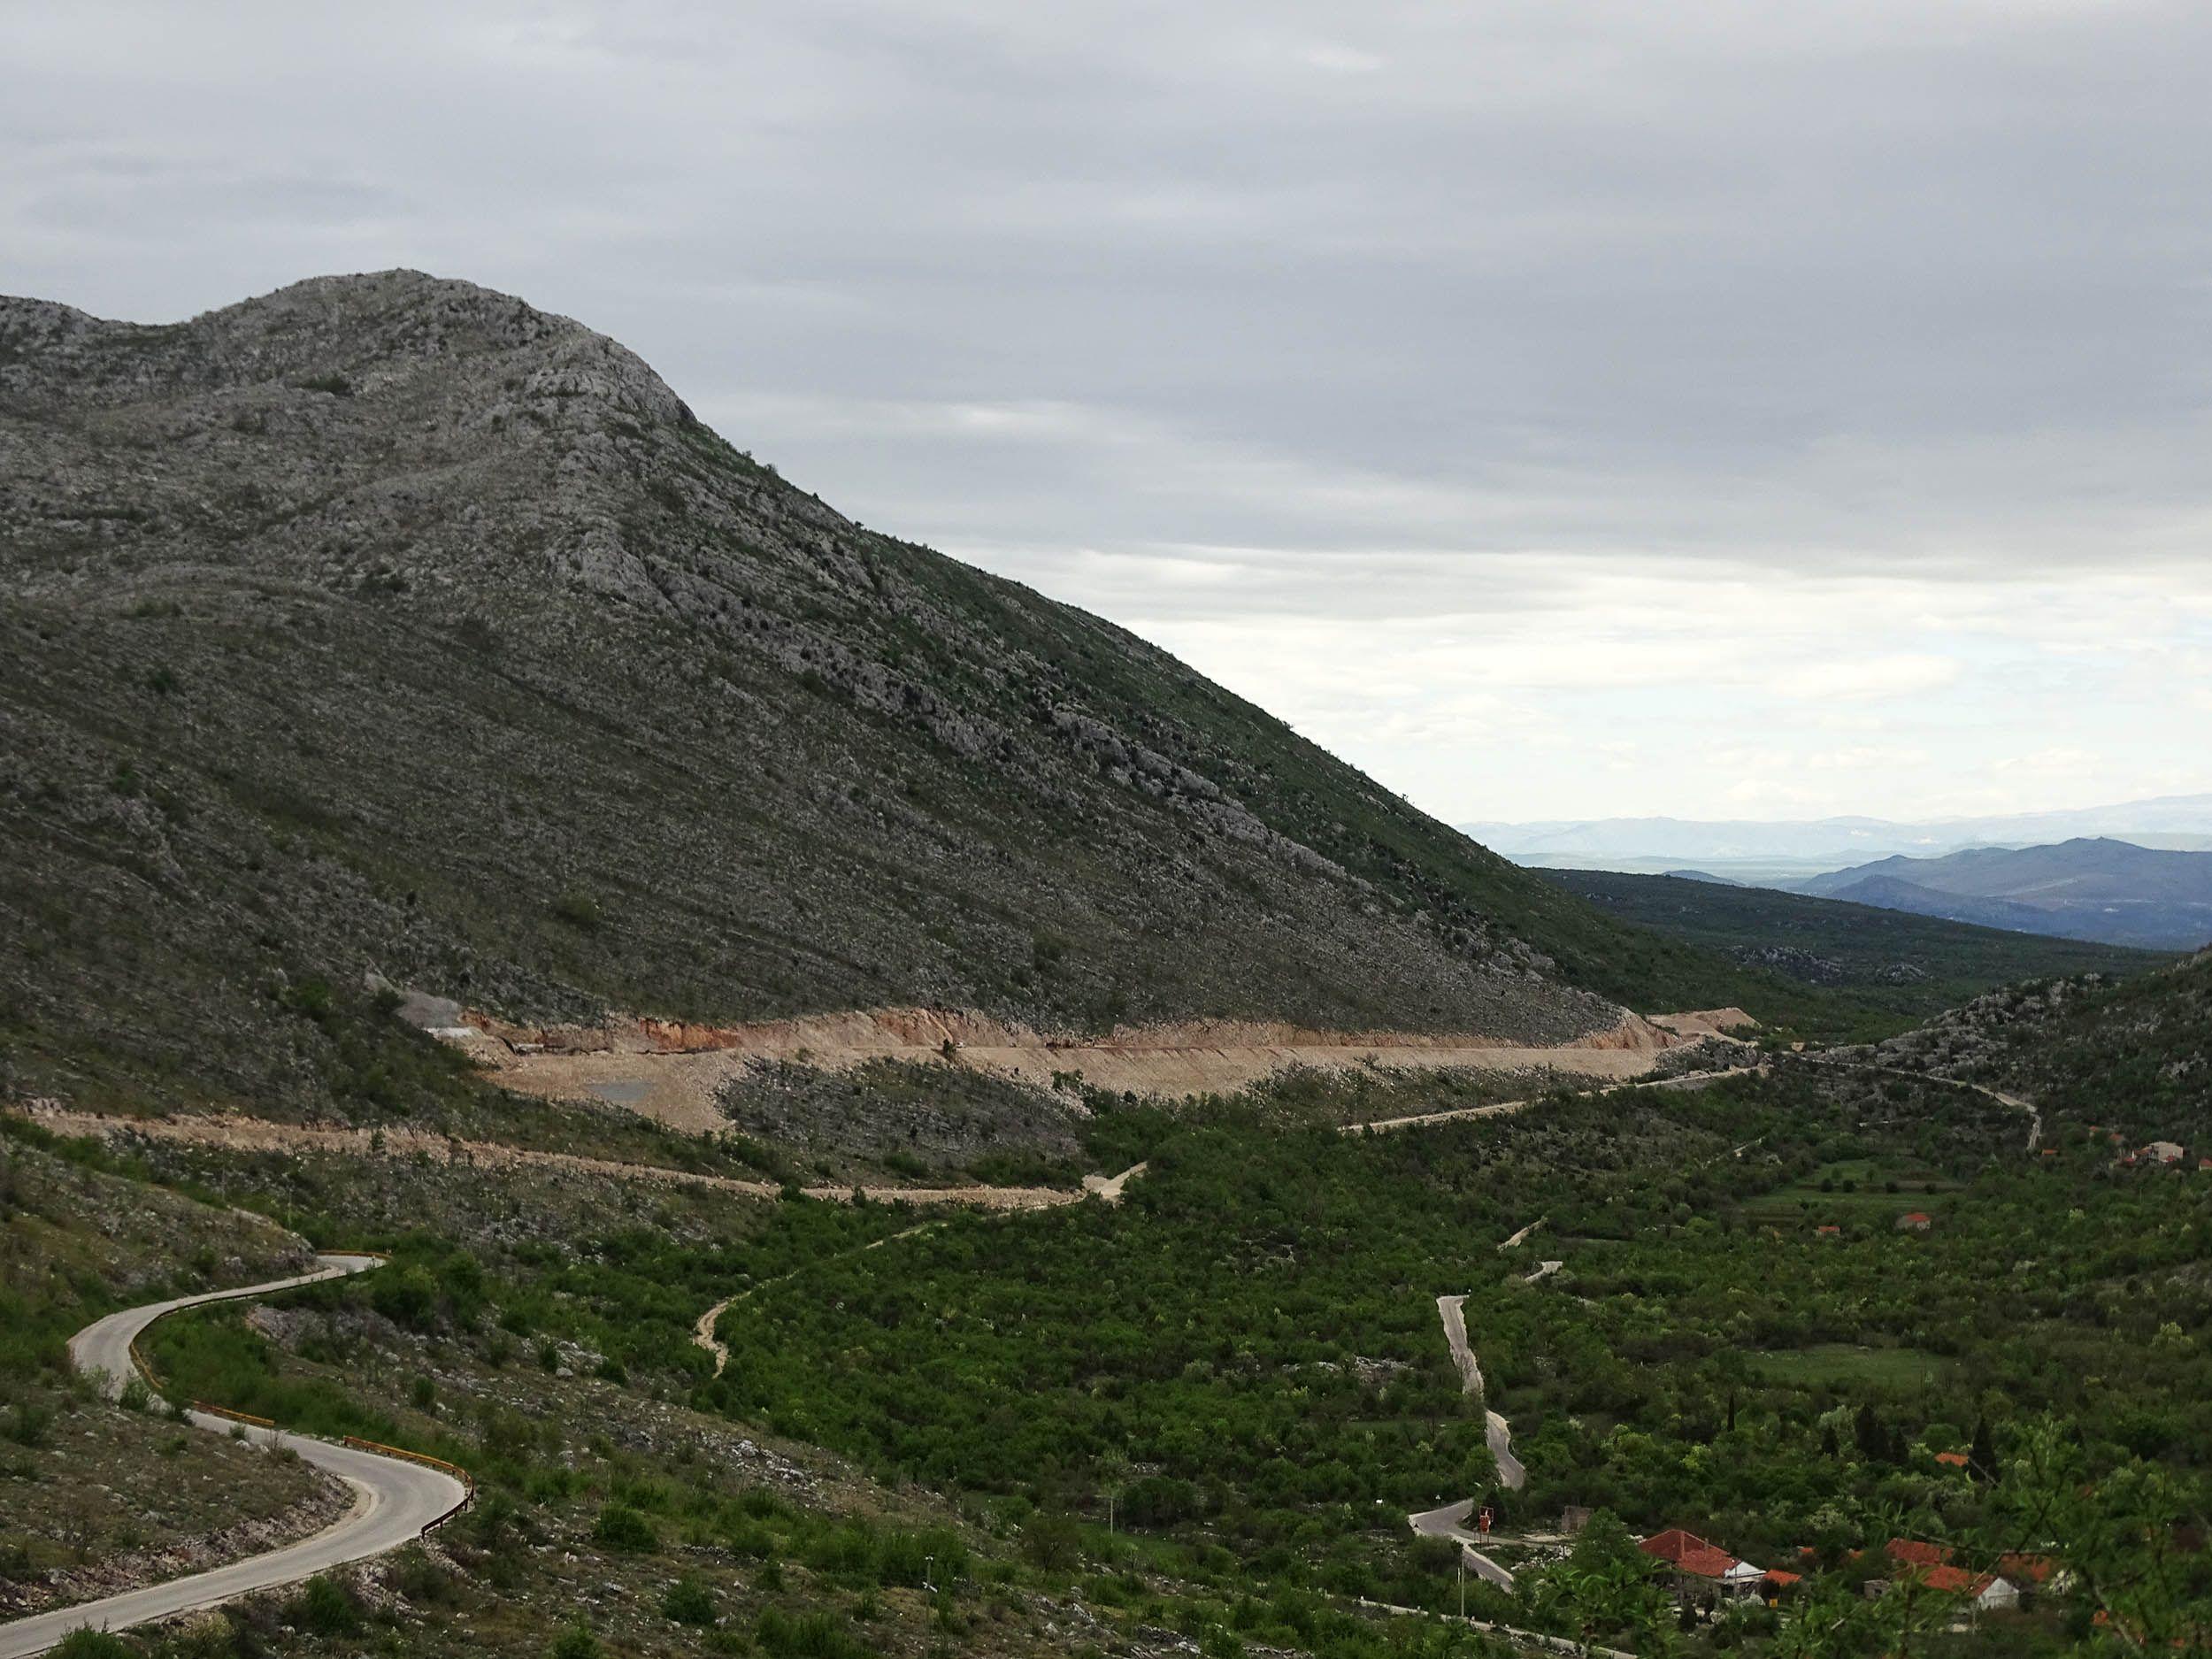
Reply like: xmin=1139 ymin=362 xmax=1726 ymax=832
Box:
xmin=1409 ymin=1291 xmax=1527 ymax=1592
xmin=1434 ymin=1294 xmax=1526 ymax=1491
xmin=0 ymin=1256 xmax=467 ymax=1659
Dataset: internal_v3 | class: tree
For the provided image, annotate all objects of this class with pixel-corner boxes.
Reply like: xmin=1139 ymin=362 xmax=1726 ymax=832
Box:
xmin=1985 ymin=1417 xmax=2210 ymax=1652
xmin=1969 ymin=1417 xmax=1996 ymax=1482
xmin=1854 ymin=1402 xmax=1886 ymax=1463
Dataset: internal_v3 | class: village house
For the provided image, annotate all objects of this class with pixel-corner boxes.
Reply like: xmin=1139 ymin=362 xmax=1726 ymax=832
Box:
xmin=1896 ymin=1210 xmax=1933 ymax=1232
xmin=1639 ymin=1529 xmax=1768 ymax=1604
xmin=1999 ymin=1553 xmax=2068 ymax=1603
xmin=1884 ymin=1540 xmax=2020 ymax=1611
xmin=2142 ymin=1141 xmax=2185 ymax=1165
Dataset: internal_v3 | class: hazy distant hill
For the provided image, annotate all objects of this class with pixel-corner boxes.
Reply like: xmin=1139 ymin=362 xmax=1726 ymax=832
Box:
xmin=1796 ymin=838 xmax=2212 ymax=950
xmin=1538 ymin=867 xmax=2168 ymax=1038
xmin=0 ymin=271 xmax=1782 ymax=1118
xmin=1463 ymin=798 xmax=2212 ymax=878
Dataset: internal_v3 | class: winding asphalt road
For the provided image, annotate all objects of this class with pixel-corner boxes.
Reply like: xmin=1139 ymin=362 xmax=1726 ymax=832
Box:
xmin=0 ymin=1256 xmax=467 ymax=1659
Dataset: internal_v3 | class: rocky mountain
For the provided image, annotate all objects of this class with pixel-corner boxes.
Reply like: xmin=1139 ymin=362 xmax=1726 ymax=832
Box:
xmin=1793 ymin=838 xmax=2212 ymax=950
xmin=1 ymin=271 xmax=1752 ymax=1118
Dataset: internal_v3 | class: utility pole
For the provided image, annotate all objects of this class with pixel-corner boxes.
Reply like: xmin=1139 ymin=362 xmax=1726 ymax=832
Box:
xmin=1458 ymin=1552 xmax=1466 ymax=1619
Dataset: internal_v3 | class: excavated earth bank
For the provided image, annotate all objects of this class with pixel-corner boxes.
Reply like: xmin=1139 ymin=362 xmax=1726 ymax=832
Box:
xmin=428 ymin=1003 xmax=1723 ymax=1134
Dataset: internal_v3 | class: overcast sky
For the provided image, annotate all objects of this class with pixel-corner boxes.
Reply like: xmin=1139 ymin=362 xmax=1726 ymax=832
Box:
xmin=7 ymin=2 xmax=2210 ymax=826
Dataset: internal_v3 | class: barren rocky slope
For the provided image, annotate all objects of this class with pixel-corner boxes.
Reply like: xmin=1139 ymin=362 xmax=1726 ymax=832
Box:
xmin=1 ymin=271 xmax=1756 ymax=1118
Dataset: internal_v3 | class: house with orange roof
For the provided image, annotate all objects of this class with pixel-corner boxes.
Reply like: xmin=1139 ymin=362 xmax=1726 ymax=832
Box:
xmin=1896 ymin=1211 xmax=1933 ymax=1232
xmin=1640 ymin=1529 xmax=1769 ymax=1603
xmin=1997 ymin=1553 xmax=2070 ymax=1603
xmin=1884 ymin=1540 xmax=2019 ymax=1611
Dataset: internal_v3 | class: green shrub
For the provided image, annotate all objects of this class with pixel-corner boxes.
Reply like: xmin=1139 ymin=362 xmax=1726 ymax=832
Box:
xmin=593 ymin=1503 xmax=658 ymax=1553
xmin=371 ymin=1265 xmax=440 ymax=1330
xmin=549 ymin=1621 xmax=602 ymax=1659
xmin=50 ymin=1631 xmax=136 ymax=1658
xmin=549 ymin=890 xmax=603 ymax=931
xmin=662 ymin=1574 xmax=718 ymax=1624
xmin=288 ymin=1573 xmax=362 ymax=1635
xmin=757 ymin=1608 xmax=871 ymax=1659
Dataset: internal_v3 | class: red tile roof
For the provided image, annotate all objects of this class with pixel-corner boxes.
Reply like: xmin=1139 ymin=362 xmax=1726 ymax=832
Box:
xmin=1923 ymin=1565 xmax=1997 ymax=1596
xmin=2000 ymin=1553 xmax=2058 ymax=1585
xmin=1886 ymin=1540 xmax=1999 ymax=1598
xmin=1640 ymin=1529 xmax=1745 ymax=1580
xmin=1887 ymin=1540 xmax=1952 ymax=1571
xmin=1934 ymin=1451 xmax=1970 ymax=1468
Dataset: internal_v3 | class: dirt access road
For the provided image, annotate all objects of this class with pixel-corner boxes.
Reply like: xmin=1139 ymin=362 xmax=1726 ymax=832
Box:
xmin=0 ymin=1257 xmax=465 ymax=1659
xmin=1349 ymin=1063 xmax=1756 ymax=1136
xmin=1409 ymin=1291 xmax=1526 ymax=1592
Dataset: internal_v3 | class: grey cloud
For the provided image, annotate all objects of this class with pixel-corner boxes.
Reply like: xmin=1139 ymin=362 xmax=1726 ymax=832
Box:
xmin=4 ymin=0 xmax=2208 ymax=817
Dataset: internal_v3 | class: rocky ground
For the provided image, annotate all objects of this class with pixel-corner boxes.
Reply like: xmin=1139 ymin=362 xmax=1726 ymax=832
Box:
xmin=0 ymin=270 xmax=1716 ymax=1140
xmin=715 ymin=1057 xmax=1086 ymax=1183
xmin=0 ymin=1385 xmax=349 ymax=1622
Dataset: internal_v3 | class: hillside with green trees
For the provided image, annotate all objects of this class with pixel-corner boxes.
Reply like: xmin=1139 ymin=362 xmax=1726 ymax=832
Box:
xmin=710 ymin=1064 xmax=2211 ymax=1636
xmin=1537 ymin=868 xmax=2169 ymax=1039
xmin=20 ymin=1048 xmax=2207 ymax=1657
xmin=1877 ymin=949 xmax=2212 ymax=1140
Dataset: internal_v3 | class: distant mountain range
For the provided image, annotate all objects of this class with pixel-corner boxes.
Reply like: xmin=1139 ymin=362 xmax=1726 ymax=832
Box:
xmin=1790 ymin=838 xmax=2212 ymax=951
xmin=1462 ymin=795 xmax=2212 ymax=879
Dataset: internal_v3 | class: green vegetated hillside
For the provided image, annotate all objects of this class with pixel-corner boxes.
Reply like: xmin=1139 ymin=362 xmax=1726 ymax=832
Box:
xmin=1878 ymin=949 xmax=2212 ymax=1138
xmin=27 ymin=1056 xmax=2208 ymax=1658
xmin=0 ymin=271 xmax=1803 ymax=1122
xmin=2 ymin=1100 xmax=1532 ymax=1659
xmin=1538 ymin=868 xmax=2170 ymax=1041
xmin=709 ymin=1063 xmax=2212 ymax=1654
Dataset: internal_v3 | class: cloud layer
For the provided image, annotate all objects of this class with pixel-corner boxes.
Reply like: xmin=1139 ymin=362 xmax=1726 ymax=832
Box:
xmin=5 ymin=1 xmax=2209 ymax=820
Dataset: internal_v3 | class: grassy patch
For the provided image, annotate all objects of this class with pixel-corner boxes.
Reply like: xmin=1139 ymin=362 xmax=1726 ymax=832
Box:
xmin=1748 ymin=1344 xmax=1955 ymax=1389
